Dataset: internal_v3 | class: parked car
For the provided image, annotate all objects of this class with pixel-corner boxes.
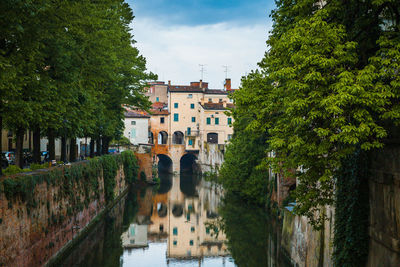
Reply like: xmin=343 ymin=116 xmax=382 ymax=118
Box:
xmin=2 ymin=152 xmax=15 ymax=165
xmin=1 ymin=153 xmax=9 ymax=169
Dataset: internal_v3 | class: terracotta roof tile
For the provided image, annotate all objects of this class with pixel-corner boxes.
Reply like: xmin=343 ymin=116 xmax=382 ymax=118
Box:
xmin=124 ymin=110 xmax=150 ymax=118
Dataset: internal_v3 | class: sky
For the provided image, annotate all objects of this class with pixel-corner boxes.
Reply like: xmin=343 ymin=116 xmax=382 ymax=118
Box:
xmin=127 ymin=0 xmax=276 ymax=89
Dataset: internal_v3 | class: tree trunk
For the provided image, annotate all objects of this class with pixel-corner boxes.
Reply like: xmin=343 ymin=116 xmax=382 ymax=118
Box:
xmin=96 ymin=137 xmax=101 ymax=156
xmin=33 ymin=126 xmax=41 ymax=163
xmin=61 ymin=136 xmax=67 ymax=162
xmin=69 ymin=138 xmax=76 ymax=162
xmin=0 ymin=116 xmax=2 ymax=175
xmin=102 ymin=136 xmax=110 ymax=155
xmin=90 ymin=139 xmax=95 ymax=158
xmin=48 ymin=129 xmax=55 ymax=161
xmin=28 ymin=130 xmax=32 ymax=151
xmin=15 ymin=128 xmax=24 ymax=168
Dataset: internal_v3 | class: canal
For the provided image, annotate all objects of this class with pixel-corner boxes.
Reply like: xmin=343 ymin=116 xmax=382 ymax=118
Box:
xmin=55 ymin=172 xmax=292 ymax=267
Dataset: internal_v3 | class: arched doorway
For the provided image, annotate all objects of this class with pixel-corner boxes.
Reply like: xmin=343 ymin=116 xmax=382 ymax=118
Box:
xmin=158 ymin=131 xmax=168 ymax=144
xmin=207 ymin=132 xmax=218 ymax=144
xmin=157 ymin=154 xmax=172 ymax=173
xmin=172 ymin=131 xmax=184 ymax=144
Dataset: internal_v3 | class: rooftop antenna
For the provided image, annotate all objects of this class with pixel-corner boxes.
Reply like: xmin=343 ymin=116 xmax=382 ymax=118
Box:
xmin=199 ymin=64 xmax=207 ymax=80
xmin=222 ymin=65 xmax=230 ymax=79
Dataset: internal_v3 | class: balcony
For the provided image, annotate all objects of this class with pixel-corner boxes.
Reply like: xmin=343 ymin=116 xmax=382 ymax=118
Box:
xmin=185 ymin=130 xmax=199 ymax=137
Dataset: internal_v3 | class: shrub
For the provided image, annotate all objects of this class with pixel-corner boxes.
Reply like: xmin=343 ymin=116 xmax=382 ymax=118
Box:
xmin=3 ymin=165 xmax=23 ymax=175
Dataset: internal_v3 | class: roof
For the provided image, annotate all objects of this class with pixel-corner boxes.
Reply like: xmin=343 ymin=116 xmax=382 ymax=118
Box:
xmin=124 ymin=110 xmax=150 ymax=118
xmin=168 ymin=86 xmax=204 ymax=93
xmin=168 ymin=86 xmax=229 ymax=95
xmin=150 ymin=109 xmax=169 ymax=115
xmin=204 ymin=89 xmax=228 ymax=95
xmin=151 ymin=101 xmax=167 ymax=109
xmin=199 ymin=102 xmax=235 ymax=110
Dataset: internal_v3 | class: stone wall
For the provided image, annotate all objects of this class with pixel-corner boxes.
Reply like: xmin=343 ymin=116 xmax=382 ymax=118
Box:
xmin=281 ymin=207 xmax=334 ymax=267
xmin=0 ymin=159 xmax=129 ymax=267
xmin=367 ymin=145 xmax=400 ymax=267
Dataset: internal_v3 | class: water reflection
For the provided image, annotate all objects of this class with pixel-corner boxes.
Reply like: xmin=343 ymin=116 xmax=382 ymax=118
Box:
xmin=220 ymin=193 xmax=293 ymax=267
xmin=56 ymin=173 xmax=292 ymax=267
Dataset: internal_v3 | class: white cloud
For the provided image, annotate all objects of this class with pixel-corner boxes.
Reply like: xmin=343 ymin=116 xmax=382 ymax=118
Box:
xmin=131 ymin=18 xmax=271 ymax=89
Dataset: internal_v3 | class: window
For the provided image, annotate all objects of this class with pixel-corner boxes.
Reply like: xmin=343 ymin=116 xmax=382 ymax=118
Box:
xmin=206 ymin=227 xmax=210 ymax=234
xmin=174 ymin=103 xmax=178 ymax=108
xmin=190 ymin=103 xmax=195 ymax=109
xmin=156 ymin=97 xmax=159 ymax=102
xmin=189 ymin=139 xmax=193 ymax=146
xmin=228 ymin=118 xmax=232 ymax=125
xmin=228 ymin=134 xmax=233 ymax=141
xmin=189 ymin=240 xmax=194 ymax=246
xmin=191 ymin=227 xmax=195 ymax=233
xmin=130 ymin=129 xmax=136 ymax=139
xmin=206 ymin=118 xmax=211 ymax=125
xmin=191 ymin=117 xmax=196 ymax=122
xmin=160 ymin=117 xmax=165 ymax=124
xmin=186 ymin=213 xmax=190 ymax=221
xmin=130 ymin=239 xmax=135 ymax=244
xmin=174 ymin=113 xmax=179 ymax=121
xmin=215 ymin=118 xmax=219 ymax=125
xmin=188 ymin=94 xmax=193 ymax=98
xmin=173 ymin=240 xmax=177 ymax=246
xmin=208 ymin=98 xmax=212 ymax=102
xmin=173 ymin=227 xmax=178 ymax=235
xmin=131 ymin=121 xmax=136 ymax=125
xmin=219 ymin=98 xmax=222 ymax=102
xmin=187 ymin=127 xmax=191 ymax=135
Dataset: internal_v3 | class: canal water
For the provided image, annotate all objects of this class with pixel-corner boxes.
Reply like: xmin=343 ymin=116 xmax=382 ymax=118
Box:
xmin=57 ymin=172 xmax=292 ymax=267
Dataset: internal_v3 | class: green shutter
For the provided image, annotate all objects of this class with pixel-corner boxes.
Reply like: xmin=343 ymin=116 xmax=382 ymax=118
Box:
xmin=174 ymin=113 xmax=179 ymax=121
xmin=206 ymin=118 xmax=211 ymax=124
xmin=215 ymin=118 xmax=219 ymax=125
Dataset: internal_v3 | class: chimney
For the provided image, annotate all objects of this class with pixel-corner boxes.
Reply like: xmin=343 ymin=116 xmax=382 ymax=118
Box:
xmin=199 ymin=79 xmax=202 ymax=88
xmin=200 ymin=98 xmax=205 ymax=106
xmin=168 ymin=80 xmax=171 ymax=86
xmin=224 ymin=78 xmax=231 ymax=91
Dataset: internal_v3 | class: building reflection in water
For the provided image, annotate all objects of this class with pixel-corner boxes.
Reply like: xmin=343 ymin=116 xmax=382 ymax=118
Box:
xmin=134 ymin=171 xmax=230 ymax=262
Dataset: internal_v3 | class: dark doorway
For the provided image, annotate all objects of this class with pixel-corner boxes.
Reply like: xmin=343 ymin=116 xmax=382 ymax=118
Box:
xmin=207 ymin=132 xmax=218 ymax=144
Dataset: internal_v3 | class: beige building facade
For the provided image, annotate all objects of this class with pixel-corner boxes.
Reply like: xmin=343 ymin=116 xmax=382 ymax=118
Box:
xmin=147 ymin=79 xmax=236 ymax=172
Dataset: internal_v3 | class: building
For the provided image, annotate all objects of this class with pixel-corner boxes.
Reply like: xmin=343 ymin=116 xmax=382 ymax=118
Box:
xmin=146 ymin=78 xmax=236 ymax=172
xmin=124 ymin=110 xmax=151 ymax=145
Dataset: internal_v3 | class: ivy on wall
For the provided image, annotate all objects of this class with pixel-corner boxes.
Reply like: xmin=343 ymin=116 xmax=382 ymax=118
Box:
xmin=333 ymin=148 xmax=369 ymax=266
xmin=0 ymin=151 xmax=138 ymax=224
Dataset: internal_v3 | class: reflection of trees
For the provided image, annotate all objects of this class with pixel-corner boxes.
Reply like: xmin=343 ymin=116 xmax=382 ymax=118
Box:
xmin=220 ymin=193 xmax=292 ymax=267
xmin=58 ymin=189 xmax=139 ymax=267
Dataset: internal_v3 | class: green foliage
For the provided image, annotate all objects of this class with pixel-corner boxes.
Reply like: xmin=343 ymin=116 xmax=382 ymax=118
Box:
xmin=3 ymin=165 xmax=23 ymax=175
xmin=140 ymin=171 xmax=146 ymax=182
xmin=1 ymin=0 xmax=156 ymax=161
xmin=219 ymin=72 xmax=270 ymax=206
xmin=226 ymin=0 xmax=399 ymax=229
xmin=120 ymin=150 xmax=138 ymax=184
xmin=334 ymin=149 xmax=369 ymax=266
xmin=0 ymin=153 xmax=138 ymax=226
xmin=30 ymin=163 xmax=49 ymax=171
xmin=99 ymin=155 xmax=118 ymax=203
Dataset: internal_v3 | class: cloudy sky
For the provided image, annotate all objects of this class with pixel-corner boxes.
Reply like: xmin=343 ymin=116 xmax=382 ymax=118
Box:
xmin=126 ymin=0 xmax=276 ymax=89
